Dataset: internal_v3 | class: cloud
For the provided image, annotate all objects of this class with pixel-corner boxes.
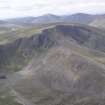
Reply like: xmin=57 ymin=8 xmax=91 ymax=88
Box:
xmin=0 ymin=0 xmax=105 ymax=19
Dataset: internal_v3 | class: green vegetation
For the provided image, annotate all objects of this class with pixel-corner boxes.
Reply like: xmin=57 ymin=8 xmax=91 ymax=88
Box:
xmin=0 ymin=89 xmax=22 ymax=105
xmin=0 ymin=26 xmax=42 ymax=45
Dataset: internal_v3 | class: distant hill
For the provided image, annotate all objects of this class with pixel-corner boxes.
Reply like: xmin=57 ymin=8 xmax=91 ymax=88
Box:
xmin=62 ymin=13 xmax=95 ymax=24
xmin=31 ymin=14 xmax=61 ymax=24
xmin=6 ymin=14 xmax=61 ymax=25
xmin=5 ymin=13 xmax=105 ymax=26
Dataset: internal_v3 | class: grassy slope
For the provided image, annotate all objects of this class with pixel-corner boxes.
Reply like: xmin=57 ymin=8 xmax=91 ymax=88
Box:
xmin=0 ymin=22 xmax=92 ymax=44
xmin=0 ymin=23 xmax=58 ymax=45
xmin=0 ymin=27 xmax=40 ymax=45
xmin=0 ymin=90 xmax=22 ymax=105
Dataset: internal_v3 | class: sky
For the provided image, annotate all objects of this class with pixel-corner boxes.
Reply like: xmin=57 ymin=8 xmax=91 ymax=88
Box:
xmin=0 ymin=0 xmax=105 ymax=19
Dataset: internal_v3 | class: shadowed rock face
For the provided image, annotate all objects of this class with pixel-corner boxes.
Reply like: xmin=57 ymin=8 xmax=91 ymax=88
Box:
xmin=55 ymin=25 xmax=105 ymax=50
xmin=55 ymin=25 xmax=91 ymax=44
xmin=42 ymin=25 xmax=105 ymax=52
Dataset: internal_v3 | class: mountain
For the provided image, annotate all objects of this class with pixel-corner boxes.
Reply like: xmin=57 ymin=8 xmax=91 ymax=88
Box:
xmin=31 ymin=14 xmax=61 ymax=24
xmin=8 ymin=24 xmax=105 ymax=105
xmin=0 ymin=20 xmax=8 ymax=24
xmin=12 ymin=45 xmax=105 ymax=105
xmin=1 ymin=13 xmax=105 ymax=105
xmin=1 ymin=24 xmax=105 ymax=105
xmin=7 ymin=17 xmax=36 ymax=25
xmin=5 ymin=13 xmax=105 ymax=27
xmin=7 ymin=14 xmax=61 ymax=25
xmin=62 ymin=13 xmax=95 ymax=24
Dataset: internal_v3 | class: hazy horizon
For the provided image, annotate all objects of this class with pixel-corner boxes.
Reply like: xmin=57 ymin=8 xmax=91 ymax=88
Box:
xmin=0 ymin=0 xmax=105 ymax=19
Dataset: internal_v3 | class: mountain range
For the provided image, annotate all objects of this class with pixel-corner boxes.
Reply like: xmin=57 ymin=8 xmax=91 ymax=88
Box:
xmin=2 ymin=13 xmax=105 ymax=28
xmin=0 ymin=13 xmax=105 ymax=105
